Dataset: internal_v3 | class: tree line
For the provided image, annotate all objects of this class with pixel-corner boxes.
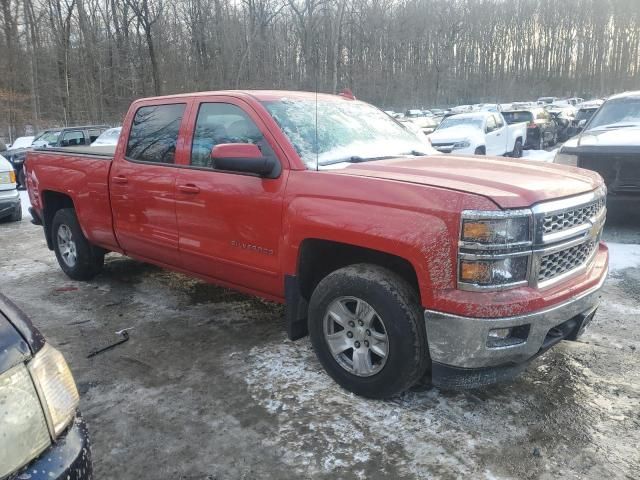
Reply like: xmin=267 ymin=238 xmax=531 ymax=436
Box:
xmin=1 ymin=0 xmax=639 ymax=140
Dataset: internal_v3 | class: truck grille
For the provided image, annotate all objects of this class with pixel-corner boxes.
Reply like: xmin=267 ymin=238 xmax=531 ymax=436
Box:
xmin=542 ymin=196 xmax=605 ymax=235
xmin=538 ymin=241 xmax=597 ymax=282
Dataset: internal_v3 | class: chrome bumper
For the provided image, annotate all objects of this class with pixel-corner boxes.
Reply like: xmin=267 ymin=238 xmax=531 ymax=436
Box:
xmin=424 ymin=269 xmax=607 ymax=369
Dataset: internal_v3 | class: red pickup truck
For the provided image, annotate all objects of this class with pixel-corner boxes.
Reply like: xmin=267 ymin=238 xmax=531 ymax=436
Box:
xmin=25 ymin=91 xmax=609 ymax=398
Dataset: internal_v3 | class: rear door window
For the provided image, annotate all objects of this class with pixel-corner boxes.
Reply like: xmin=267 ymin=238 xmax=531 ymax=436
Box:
xmin=126 ymin=104 xmax=186 ymax=164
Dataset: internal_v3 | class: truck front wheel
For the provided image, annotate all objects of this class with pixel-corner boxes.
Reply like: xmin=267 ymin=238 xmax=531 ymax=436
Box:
xmin=308 ymin=264 xmax=429 ymax=399
xmin=52 ymin=208 xmax=104 ymax=280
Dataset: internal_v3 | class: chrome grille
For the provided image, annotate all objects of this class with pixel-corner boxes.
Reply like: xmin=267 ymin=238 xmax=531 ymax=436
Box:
xmin=543 ymin=197 xmax=605 ymax=235
xmin=538 ymin=241 xmax=597 ymax=282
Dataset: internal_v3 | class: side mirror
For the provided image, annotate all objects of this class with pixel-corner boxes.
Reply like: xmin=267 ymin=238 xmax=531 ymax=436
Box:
xmin=60 ymin=139 xmax=69 ymax=147
xmin=211 ymin=143 xmax=276 ymax=176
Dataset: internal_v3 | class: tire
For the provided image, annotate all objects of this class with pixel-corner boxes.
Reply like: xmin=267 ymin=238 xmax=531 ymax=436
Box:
xmin=308 ymin=264 xmax=429 ymax=399
xmin=474 ymin=146 xmax=486 ymax=155
xmin=52 ymin=208 xmax=104 ymax=280
xmin=9 ymin=201 xmax=22 ymax=222
xmin=511 ymin=139 xmax=523 ymax=158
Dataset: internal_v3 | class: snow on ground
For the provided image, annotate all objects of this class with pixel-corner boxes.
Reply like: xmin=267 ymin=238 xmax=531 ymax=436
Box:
xmin=606 ymin=242 xmax=640 ymax=272
xmin=522 ymin=148 xmax=559 ymax=162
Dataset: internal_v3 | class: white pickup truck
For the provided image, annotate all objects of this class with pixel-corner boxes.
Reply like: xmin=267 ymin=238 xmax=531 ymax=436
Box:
xmin=429 ymin=112 xmax=527 ymax=157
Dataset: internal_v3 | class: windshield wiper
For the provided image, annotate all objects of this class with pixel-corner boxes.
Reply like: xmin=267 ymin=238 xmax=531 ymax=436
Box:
xmin=320 ymin=155 xmax=397 ymax=166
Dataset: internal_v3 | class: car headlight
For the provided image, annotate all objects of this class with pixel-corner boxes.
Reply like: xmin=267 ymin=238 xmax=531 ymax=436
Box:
xmin=458 ymin=210 xmax=533 ymax=290
xmin=0 ymin=364 xmax=52 ymax=477
xmin=28 ymin=343 xmax=80 ymax=437
xmin=554 ymin=150 xmax=578 ymax=166
xmin=461 ymin=212 xmax=531 ymax=246
xmin=452 ymin=141 xmax=471 ymax=149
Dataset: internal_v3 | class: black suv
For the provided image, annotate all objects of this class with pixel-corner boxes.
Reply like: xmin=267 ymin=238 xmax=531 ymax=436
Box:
xmin=0 ymin=293 xmax=92 ymax=479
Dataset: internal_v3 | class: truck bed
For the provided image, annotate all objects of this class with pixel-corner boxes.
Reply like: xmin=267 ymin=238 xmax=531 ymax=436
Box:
xmin=26 ymin=146 xmax=119 ymax=252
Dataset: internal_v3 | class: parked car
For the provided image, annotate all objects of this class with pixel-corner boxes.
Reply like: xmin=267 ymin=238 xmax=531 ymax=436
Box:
xmin=404 ymin=109 xmax=424 ymax=118
xmin=32 ymin=125 xmax=110 ymax=149
xmin=3 ymin=146 xmax=29 ymax=189
xmin=547 ymin=108 xmax=576 ymax=142
xmin=8 ymin=136 xmax=35 ymax=150
xmin=537 ymin=96 xmax=558 ymax=105
xmin=502 ymin=108 xmax=557 ymax=149
xmin=568 ymin=101 xmax=605 ymax=137
xmin=0 ymin=152 xmax=21 ymax=221
xmin=409 ymin=115 xmax=439 ymax=135
xmin=0 ymin=293 xmax=92 ymax=479
xmin=429 ymin=111 xmax=527 ymax=156
xmin=91 ymin=127 xmax=122 ymax=147
xmin=554 ymin=90 xmax=640 ymax=199
xmin=26 ymin=90 xmax=607 ymax=398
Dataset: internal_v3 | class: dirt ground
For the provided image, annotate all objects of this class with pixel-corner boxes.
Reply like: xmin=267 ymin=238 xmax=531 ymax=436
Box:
xmin=1 ymin=193 xmax=639 ymax=479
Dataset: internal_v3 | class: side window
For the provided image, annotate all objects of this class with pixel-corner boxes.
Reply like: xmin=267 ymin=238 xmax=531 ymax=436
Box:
xmin=486 ymin=115 xmax=497 ymax=133
xmin=126 ymin=104 xmax=186 ymax=164
xmin=494 ymin=114 xmax=504 ymax=129
xmin=190 ymin=102 xmax=275 ymax=170
xmin=61 ymin=130 xmax=85 ymax=147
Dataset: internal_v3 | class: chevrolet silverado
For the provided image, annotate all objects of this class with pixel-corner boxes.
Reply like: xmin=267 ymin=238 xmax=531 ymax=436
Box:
xmin=26 ymin=90 xmax=608 ymax=398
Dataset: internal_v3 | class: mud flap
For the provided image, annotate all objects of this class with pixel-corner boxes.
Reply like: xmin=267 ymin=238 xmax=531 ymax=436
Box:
xmin=285 ymin=275 xmax=308 ymax=340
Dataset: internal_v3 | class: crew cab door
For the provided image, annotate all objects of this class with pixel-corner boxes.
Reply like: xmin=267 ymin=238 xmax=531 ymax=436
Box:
xmin=174 ymin=97 xmax=288 ymax=298
xmin=485 ymin=114 xmax=506 ymax=155
xmin=110 ymin=101 xmax=188 ymax=265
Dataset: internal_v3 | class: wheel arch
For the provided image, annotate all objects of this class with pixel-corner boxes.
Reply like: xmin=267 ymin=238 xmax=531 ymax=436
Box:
xmin=41 ymin=190 xmax=76 ymax=250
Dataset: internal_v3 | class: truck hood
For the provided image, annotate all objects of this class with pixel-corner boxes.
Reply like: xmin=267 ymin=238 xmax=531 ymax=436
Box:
xmin=334 ymin=155 xmax=602 ymax=209
xmin=429 ymin=126 xmax=481 ymax=143
xmin=574 ymin=127 xmax=640 ymax=148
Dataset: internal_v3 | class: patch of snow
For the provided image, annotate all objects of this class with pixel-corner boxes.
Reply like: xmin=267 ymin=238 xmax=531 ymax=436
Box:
xmin=522 ymin=148 xmax=558 ymax=162
xmin=606 ymin=242 xmax=640 ymax=272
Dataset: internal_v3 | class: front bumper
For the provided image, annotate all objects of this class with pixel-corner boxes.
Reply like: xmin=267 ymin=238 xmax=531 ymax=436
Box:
xmin=12 ymin=414 xmax=92 ymax=480
xmin=425 ymin=267 xmax=607 ymax=389
xmin=0 ymin=188 xmax=20 ymax=218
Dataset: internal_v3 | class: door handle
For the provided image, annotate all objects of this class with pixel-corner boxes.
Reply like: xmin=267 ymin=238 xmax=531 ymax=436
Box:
xmin=112 ymin=175 xmax=128 ymax=184
xmin=178 ymin=184 xmax=200 ymax=194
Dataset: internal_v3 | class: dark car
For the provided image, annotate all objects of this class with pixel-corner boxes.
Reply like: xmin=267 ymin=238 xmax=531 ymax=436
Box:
xmin=5 ymin=126 xmax=109 ymax=189
xmin=502 ymin=108 xmax=557 ymax=149
xmin=32 ymin=125 xmax=110 ymax=149
xmin=0 ymin=293 xmax=92 ymax=479
xmin=547 ymin=109 xmax=575 ymax=142
xmin=554 ymin=91 xmax=640 ymax=199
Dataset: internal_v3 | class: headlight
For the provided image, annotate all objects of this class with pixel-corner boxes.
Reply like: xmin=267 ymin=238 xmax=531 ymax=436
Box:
xmin=554 ymin=151 xmax=578 ymax=166
xmin=28 ymin=343 xmax=80 ymax=437
xmin=458 ymin=210 xmax=533 ymax=291
xmin=452 ymin=141 xmax=471 ymax=149
xmin=0 ymin=364 xmax=51 ymax=477
xmin=461 ymin=212 xmax=531 ymax=246
xmin=0 ymin=170 xmax=14 ymax=184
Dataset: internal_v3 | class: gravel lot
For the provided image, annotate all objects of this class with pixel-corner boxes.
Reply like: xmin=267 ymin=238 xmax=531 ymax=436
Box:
xmin=1 ymin=191 xmax=639 ymax=479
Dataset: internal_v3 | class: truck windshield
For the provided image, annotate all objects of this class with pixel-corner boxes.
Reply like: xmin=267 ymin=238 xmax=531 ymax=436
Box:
xmin=587 ymin=98 xmax=640 ymax=131
xmin=437 ymin=117 xmax=484 ymax=130
xmin=262 ymin=99 xmax=427 ymax=169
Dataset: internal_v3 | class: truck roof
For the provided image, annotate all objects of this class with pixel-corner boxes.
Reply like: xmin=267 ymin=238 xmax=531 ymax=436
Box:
xmin=132 ymin=90 xmax=352 ymax=104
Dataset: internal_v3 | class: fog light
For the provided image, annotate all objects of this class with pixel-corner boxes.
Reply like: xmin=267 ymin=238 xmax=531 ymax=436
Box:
xmin=488 ymin=328 xmax=512 ymax=339
xmin=487 ymin=324 xmax=530 ymax=348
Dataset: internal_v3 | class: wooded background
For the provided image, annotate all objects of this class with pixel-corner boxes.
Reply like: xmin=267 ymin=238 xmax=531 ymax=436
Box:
xmin=1 ymin=0 xmax=639 ymax=140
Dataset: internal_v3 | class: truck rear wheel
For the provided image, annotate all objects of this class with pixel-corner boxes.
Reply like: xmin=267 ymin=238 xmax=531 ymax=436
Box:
xmin=308 ymin=264 xmax=429 ymax=399
xmin=474 ymin=146 xmax=486 ymax=155
xmin=52 ymin=208 xmax=104 ymax=280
